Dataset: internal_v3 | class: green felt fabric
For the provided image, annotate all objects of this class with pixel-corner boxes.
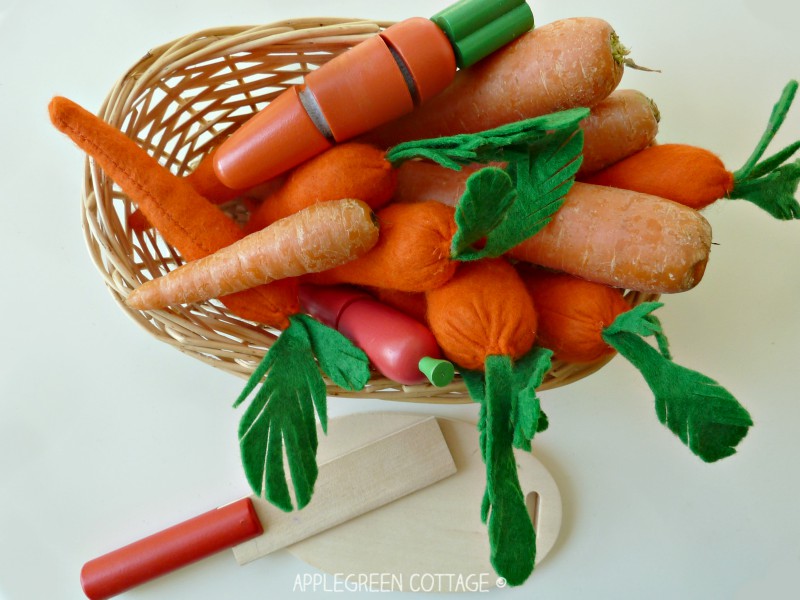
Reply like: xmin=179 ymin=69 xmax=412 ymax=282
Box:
xmin=234 ymin=315 xmax=370 ymax=511
xmin=731 ymin=80 xmax=800 ymax=220
xmin=461 ymin=347 xmax=552 ymax=586
xmin=602 ymin=303 xmax=753 ymax=463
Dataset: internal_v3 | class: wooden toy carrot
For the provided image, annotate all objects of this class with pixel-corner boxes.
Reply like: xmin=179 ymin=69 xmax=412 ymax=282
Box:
xmin=48 ymin=95 xmax=299 ymax=328
xmin=578 ymin=89 xmax=660 ymax=176
xmin=363 ymin=17 xmax=637 ymax=148
xmin=125 ymin=199 xmax=380 ymax=311
xmin=518 ymin=267 xmax=753 ymax=463
xmin=584 ymin=80 xmax=800 ymax=219
xmin=425 ymin=258 xmax=550 ymax=586
xmin=213 ymin=0 xmax=534 ymax=189
xmin=243 ymin=142 xmax=398 ymax=234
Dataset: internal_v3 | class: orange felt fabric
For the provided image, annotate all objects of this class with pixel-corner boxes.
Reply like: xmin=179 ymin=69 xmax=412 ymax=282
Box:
xmin=425 ymin=259 xmax=537 ymax=371
xmin=304 ymin=200 xmax=458 ymax=292
xmin=520 ymin=267 xmax=630 ymax=363
xmin=584 ymin=144 xmax=735 ymax=209
xmin=49 ymin=96 xmax=299 ymax=329
xmin=245 ymin=142 xmax=397 ymax=233
xmin=368 ymin=287 xmax=429 ymax=324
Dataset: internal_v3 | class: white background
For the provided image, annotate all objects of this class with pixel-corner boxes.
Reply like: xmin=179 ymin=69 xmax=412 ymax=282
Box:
xmin=1 ymin=0 xmax=799 ymax=598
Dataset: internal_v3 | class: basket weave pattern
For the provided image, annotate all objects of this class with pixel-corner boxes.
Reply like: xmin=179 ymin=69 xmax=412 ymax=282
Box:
xmin=82 ymin=18 xmax=659 ymax=403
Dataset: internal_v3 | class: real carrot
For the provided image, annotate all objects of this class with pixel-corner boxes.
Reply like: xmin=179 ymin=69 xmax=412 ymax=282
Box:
xmin=362 ymin=17 xmax=628 ymax=148
xmin=508 ymin=182 xmax=712 ymax=294
xmin=49 ymin=95 xmax=300 ymax=328
xmin=244 ymin=142 xmax=397 ymax=234
xmin=583 ymin=80 xmax=800 ymax=219
xmin=303 ymin=201 xmax=458 ymax=292
xmin=578 ymin=89 xmax=660 ymax=176
xmin=126 ymin=199 xmax=379 ymax=311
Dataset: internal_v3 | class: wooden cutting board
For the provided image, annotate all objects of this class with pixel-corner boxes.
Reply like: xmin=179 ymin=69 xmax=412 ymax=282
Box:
xmin=252 ymin=411 xmax=563 ymax=592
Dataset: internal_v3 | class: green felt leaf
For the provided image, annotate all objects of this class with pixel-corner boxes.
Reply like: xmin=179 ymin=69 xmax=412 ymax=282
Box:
xmin=236 ymin=316 xmax=326 ymax=510
xmin=384 ymin=107 xmax=590 ymax=170
xmin=602 ymin=308 xmax=753 ymax=463
xmin=450 ymin=167 xmax=517 ymax=260
xmin=481 ymin=355 xmax=536 ymax=586
xmin=511 ymin=347 xmax=553 ymax=451
xmin=295 ymin=313 xmax=371 ymax=399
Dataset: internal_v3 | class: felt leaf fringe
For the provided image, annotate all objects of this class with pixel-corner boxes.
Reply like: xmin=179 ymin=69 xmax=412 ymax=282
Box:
xmin=462 ymin=346 xmax=551 ymax=586
xmin=384 ymin=107 xmax=590 ymax=169
xmin=730 ymin=79 xmax=800 ymax=220
xmin=602 ymin=303 xmax=753 ymax=463
xmin=234 ymin=315 xmax=370 ymax=511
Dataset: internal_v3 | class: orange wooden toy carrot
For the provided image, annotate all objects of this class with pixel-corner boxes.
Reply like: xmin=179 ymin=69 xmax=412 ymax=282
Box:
xmin=48 ymin=96 xmax=299 ymax=328
xmin=304 ymin=201 xmax=459 ymax=292
xmin=584 ymin=80 xmax=800 ymax=219
xmin=243 ymin=142 xmax=398 ymax=234
xmin=363 ymin=17 xmax=629 ymax=148
xmin=126 ymin=199 xmax=379 ymax=311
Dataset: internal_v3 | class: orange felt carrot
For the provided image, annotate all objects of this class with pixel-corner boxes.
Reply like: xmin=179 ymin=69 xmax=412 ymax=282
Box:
xmin=126 ymin=199 xmax=379 ymax=311
xmin=425 ymin=258 xmax=545 ymax=586
xmin=518 ymin=267 xmax=631 ymax=363
xmin=244 ymin=142 xmax=397 ymax=234
xmin=508 ymin=182 xmax=712 ymax=294
xmin=368 ymin=288 xmax=429 ymax=325
xmin=584 ymin=80 xmax=800 ymax=219
xmin=362 ymin=17 xmax=628 ymax=148
xmin=304 ymin=201 xmax=458 ymax=292
xmin=578 ymin=89 xmax=660 ymax=176
xmin=48 ymin=95 xmax=299 ymax=328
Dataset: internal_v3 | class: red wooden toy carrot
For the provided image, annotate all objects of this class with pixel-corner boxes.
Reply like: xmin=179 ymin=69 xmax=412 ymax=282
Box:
xmin=516 ymin=266 xmax=753 ymax=465
xmin=48 ymin=96 xmax=299 ymax=329
xmin=213 ymin=0 xmax=533 ymax=189
xmin=244 ymin=142 xmax=398 ymax=234
xmin=425 ymin=258 xmax=547 ymax=587
xmin=363 ymin=17 xmax=632 ymax=148
xmin=126 ymin=199 xmax=380 ymax=311
xmin=584 ymin=80 xmax=800 ymax=219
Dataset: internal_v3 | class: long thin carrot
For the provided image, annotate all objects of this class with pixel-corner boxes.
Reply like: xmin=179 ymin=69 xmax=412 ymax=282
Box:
xmin=126 ymin=199 xmax=379 ymax=311
xmin=304 ymin=200 xmax=459 ymax=292
xmin=48 ymin=96 xmax=299 ymax=328
xmin=244 ymin=142 xmax=397 ymax=234
xmin=578 ymin=89 xmax=660 ymax=176
xmin=425 ymin=258 xmax=545 ymax=586
xmin=362 ymin=17 xmax=628 ymax=148
xmin=508 ymin=182 xmax=712 ymax=294
xmin=584 ymin=80 xmax=800 ymax=219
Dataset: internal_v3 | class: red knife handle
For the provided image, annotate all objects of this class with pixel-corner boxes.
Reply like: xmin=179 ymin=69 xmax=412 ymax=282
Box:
xmin=80 ymin=497 xmax=263 ymax=599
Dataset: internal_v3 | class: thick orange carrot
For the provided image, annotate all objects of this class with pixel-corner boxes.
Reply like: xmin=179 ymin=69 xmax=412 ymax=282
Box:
xmin=126 ymin=199 xmax=379 ymax=311
xmin=519 ymin=267 xmax=631 ymax=363
xmin=509 ymin=182 xmax=712 ymax=294
xmin=578 ymin=89 xmax=660 ymax=176
xmin=244 ymin=142 xmax=397 ymax=234
xmin=304 ymin=201 xmax=458 ymax=292
xmin=426 ymin=259 xmax=536 ymax=371
xmin=362 ymin=18 xmax=626 ymax=148
xmin=49 ymin=96 xmax=300 ymax=328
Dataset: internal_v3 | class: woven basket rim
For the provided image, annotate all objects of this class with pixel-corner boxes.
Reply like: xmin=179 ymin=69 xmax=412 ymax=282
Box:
xmin=79 ymin=18 xmax=660 ymax=404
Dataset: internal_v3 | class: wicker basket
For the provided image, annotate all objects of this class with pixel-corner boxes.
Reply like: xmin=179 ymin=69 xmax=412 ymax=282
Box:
xmin=81 ymin=18 xmax=658 ymax=404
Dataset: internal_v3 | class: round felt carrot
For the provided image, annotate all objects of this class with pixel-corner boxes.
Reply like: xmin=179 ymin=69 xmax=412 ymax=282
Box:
xmin=48 ymin=95 xmax=299 ymax=328
xmin=508 ymin=182 xmax=712 ymax=294
xmin=425 ymin=258 xmax=545 ymax=586
xmin=244 ymin=142 xmax=397 ymax=234
xmin=584 ymin=80 xmax=800 ymax=219
xmin=126 ymin=199 xmax=379 ymax=311
xmin=362 ymin=17 xmax=629 ymax=148
xmin=519 ymin=267 xmax=631 ymax=363
xmin=578 ymin=89 xmax=660 ymax=176
xmin=303 ymin=201 xmax=458 ymax=292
